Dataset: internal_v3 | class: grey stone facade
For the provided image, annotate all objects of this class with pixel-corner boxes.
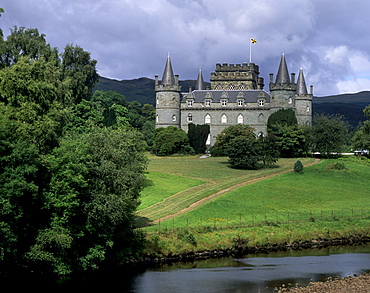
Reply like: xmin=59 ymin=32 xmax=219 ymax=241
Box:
xmin=155 ymin=53 xmax=313 ymax=146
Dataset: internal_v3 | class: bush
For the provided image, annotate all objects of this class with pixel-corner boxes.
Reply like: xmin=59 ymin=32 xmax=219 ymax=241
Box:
xmin=294 ymin=159 xmax=304 ymax=173
xmin=177 ymin=230 xmax=197 ymax=246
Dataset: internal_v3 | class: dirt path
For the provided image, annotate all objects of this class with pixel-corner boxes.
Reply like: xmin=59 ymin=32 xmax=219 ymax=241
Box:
xmin=147 ymin=158 xmax=320 ymax=225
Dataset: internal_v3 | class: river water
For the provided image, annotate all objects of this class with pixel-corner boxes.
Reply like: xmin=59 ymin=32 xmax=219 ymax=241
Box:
xmin=6 ymin=244 xmax=370 ymax=292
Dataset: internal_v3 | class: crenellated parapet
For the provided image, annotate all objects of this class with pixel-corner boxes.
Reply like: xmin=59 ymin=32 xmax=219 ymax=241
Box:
xmin=210 ymin=62 xmax=263 ymax=90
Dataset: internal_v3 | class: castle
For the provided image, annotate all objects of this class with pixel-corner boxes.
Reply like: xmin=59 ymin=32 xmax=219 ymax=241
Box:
xmin=155 ymin=53 xmax=313 ymax=146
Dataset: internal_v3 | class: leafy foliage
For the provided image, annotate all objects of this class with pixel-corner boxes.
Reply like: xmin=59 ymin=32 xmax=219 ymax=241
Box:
xmin=187 ymin=123 xmax=210 ymax=154
xmin=211 ymin=124 xmax=256 ymax=156
xmin=267 ymin=108 xmax=297 ymax=129
xmin=153 ymin=126 xmax=194 ymax=156
xmin=227 ymin=137 xmax=261 ymax=169
xmin=0 ymin=27 xmax=148 ymax=275
xmin=294 ymin=159 xmax=304 ymax=173
xmin=352 ymin=105 xmax=370 ymax=153
xmin=268 ymin=124 xmax=307 ymax=157
xmin=308 ymin=114 xmax=349 ymax=157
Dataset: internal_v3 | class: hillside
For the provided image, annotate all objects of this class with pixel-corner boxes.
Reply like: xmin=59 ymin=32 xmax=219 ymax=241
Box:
xmin=93 ymin=77 xmax=370 ymax=128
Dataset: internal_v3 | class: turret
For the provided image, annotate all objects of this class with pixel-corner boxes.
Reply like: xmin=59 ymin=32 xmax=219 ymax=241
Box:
xmin=155 ymin=54 xmax=181 ymax=128
xmin=195 ymin=68 xmax=205 ymax=90
xmin=269 ymin=52 xmax=297 ymax=110
xmin=295 ymin=67 xmax=313 ymax=125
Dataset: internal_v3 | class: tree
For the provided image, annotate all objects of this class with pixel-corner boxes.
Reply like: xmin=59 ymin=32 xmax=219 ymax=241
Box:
xmin=309 ymin=114 xmax=349 ymax=157
xmin=268 ymin=124 xmax=307 ymax=157
xmin=26 ymin=127 xmax=148 ymax=274
xmin=61 ymin=44 xmax=99 ymax=103
xmin=227 ymin=137 xmax=261 ymax=169
xmin=259 ymin=135 xmax=280 ymax=166
xmin=294 ymin=159 xmax=304 ymax=173
xmin=267 ymin=108 xmax=297 ymax=129
xmin=0 ymin=29 xmax=147 ymax=275
xmin=153 ymin=126 xmax=194 ymax=155
xmin=187 ymin=123 xmax=210 ymax=154
xmin=352 ymin=105 xmax=370 ymax=153
xmin=0 ymin=26 xmax=59 ymax=69
xmin=211 ymin=124 xmax=256 ymax=156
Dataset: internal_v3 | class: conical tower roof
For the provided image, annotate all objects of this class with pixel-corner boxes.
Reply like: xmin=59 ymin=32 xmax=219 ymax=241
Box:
xmin=275 ymin=52 xmax=290 ymax=84
xmin=161 ymin=54 xmax=176 ymax=86
xmin=195 ymin=68 xmax=205 ymax=90
xmin=296 ymin=67 xmax=308 ymax=95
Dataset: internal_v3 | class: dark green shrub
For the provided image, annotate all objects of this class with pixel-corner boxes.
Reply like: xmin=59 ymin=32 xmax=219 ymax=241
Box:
xmin=177 ymin=230 xmax=197 ymax=246
xmin=294 ymin=159 xmax=304 ymax=173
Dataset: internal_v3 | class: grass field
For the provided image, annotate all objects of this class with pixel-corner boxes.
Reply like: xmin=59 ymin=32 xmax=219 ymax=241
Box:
xmin=136 ymin=155 xmax=370 ymax=256
xmin=137 ymin=154 xmax=315 ymax=223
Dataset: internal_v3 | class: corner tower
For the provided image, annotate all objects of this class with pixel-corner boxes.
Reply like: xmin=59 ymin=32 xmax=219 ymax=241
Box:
xmin=295 ymin=68 xmax=313 ymax=125
xmin=269 ymin=53 xmax=297 ymax=111
xmin=155 ymin=54 xmax=181 ymax=128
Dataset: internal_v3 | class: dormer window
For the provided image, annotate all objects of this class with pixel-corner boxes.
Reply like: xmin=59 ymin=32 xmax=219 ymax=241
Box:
xmin=187 ymin=100 xmax=193 ymax=107
xmin=221 ymin=100 xmax=227 ymax=107
xmin=205 ymin=100 xmax=211 ymax=107
xmin=238 ymin=100 xmax=244 ymax=107
xmin=258 ymin=99 xmax=264 ymax=106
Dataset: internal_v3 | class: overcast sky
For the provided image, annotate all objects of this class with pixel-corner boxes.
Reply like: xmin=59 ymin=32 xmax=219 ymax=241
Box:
xmin=2 ymin=0 xmax=370 ymax=97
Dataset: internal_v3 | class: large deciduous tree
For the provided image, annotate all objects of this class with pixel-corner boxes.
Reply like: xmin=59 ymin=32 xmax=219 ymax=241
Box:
xmin=267 ymin=109 xmax=307 ymax=157
xmin=211 ymin=124 xmax=256 ymax=156
xmin=153 ymin=126 xmax=194 ymax=155
xmin=309 ymin=114 xmax=349 ymax=157
xmin=352 ymin=105 xmax=370 ymax=153
xmin=0 ymin=27 xmax=148 ymax=275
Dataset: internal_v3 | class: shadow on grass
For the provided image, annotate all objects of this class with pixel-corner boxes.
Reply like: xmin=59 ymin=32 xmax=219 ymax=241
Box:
xmin=135 ymin=215 xmax=155 ymax=228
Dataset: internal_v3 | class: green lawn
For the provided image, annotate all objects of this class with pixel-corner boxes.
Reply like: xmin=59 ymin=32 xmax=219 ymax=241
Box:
xmin=138 ymin=171 xmax=205 ymax=210
xmin=137 ymin=154 xmax=315 ymax=223
xmin=154 ymin=158 xmax=370 ymax=229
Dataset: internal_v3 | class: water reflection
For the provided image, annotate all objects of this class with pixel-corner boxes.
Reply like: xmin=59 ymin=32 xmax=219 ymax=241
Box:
xmin=133 ymin=245 xmax=370 ymax=293
xmin=3 ymin=244 xmax=370 ymax=292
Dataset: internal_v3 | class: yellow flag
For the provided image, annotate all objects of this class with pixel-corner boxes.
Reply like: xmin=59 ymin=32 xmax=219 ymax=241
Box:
xmin=251 ymin=38 xmax=257 ymax=44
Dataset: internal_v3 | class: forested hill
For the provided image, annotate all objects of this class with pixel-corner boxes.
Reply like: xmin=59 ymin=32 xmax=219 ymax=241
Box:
xmin=94 ymin=77 xmax=370 ymax=129
xmin=94 ymin=76 xmax=211 ymax=105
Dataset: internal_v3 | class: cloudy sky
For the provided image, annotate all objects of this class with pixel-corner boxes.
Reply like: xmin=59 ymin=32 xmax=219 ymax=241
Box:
xmin=2 ymin=0 xmax=370 ymax=96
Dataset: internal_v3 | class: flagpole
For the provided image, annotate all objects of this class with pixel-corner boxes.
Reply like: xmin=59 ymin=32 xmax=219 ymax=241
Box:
xmin=250 ymin=40 xmax=252 ymax=63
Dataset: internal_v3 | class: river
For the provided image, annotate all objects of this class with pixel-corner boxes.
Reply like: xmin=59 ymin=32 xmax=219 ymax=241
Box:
xmin=5 ymin=244 xmax=370 ymax=292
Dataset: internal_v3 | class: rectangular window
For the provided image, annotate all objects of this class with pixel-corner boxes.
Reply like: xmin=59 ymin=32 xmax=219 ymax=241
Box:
xmin=205 ymin=100 xmax=211 ymax=107
xmin=187 ymin=100 xmax=193 ymax=107
xmin=221 ymin=100 xmax=227 ymax=106
xmin=258 ymin=99 xmax=264 ymax=106
xmin=238 ymin=100 xmax=244 ymax=106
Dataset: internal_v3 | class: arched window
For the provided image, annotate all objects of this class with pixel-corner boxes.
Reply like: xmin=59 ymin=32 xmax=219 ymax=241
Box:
xmin=187 ymin=113 xmax=193 ymax=122
xmin=221 ymin=114 xmax=227 ymax=123
xmin=156 ymin=115 xmax=159 ymax=123
xmin=258 ymin=113 xmax=264 ymax=122
xmin=288 ymin=97 xmax=293 ymax=104
xmin=237 ymin=114 xmax=244 ymax=124
xmin=306 ymin=106 xmax=310 ymax=112
xmin=172 ymin=114 xmax=176 ymax=122
xmin=205 ymin=114 xmax=211 ymax=124
xmin=258 ymin=132 xmax=264 ymax=138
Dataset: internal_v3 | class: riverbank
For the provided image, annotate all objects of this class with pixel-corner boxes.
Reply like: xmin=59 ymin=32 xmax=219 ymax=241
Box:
xmin=128 ymin=234 xmax=370 ymax=266
xmin=277 ymin=273 xmax=370 ymax=292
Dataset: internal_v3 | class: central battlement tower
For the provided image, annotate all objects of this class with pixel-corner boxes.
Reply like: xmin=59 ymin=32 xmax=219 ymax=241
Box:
xmin=210 ymin=62 xmax=264 ymax=90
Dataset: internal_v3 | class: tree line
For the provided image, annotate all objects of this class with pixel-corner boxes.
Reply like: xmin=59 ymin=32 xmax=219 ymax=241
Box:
xmin=0 ymin=26 xmax=152 ymax=275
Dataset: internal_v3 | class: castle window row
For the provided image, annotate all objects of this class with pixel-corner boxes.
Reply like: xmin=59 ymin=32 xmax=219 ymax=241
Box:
xmin=186 ymin=113 xmax=264 ymax=124
xmin=186 ymin=98 xmax=266 ymax=107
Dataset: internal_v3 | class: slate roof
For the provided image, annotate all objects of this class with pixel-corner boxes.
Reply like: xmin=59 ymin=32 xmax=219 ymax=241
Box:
xmin=181 ymin=90 xmax=270 ymax=103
